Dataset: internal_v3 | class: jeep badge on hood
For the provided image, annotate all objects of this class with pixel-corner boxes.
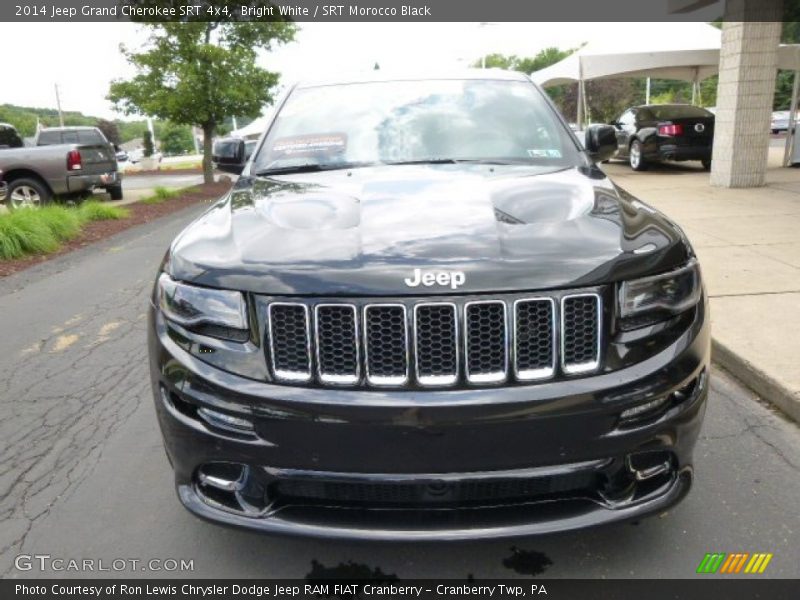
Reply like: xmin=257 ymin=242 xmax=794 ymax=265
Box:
xmin=404 ymin=268 xmax=466 ymax=289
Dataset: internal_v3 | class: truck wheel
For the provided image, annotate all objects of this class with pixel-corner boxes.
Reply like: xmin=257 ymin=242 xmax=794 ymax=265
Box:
xmin=107 ymin=184 xmax=123 ymax=201
xmin=629 ymin=140 xmax=648 ymax=171
xmin=701 ymin=158 xmax=712 ymax=171
xmin=6 ymin=178 xmax=52 ymax=209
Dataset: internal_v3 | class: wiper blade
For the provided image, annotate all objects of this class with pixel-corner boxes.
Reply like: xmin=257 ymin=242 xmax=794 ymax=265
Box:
xmin=384 ymin=158 xmax=532 ymax=166
xmin=384 ymin=158 xmax=459 ymax=165
xmin=255 ymin=161 xmax=376 ymax=176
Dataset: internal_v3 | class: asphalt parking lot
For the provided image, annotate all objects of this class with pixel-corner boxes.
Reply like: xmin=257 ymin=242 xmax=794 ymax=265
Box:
xmin=0 ymin=204 xmax=798 ymax=579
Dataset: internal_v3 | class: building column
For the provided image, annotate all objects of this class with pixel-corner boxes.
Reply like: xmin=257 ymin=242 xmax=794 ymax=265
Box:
xmin=710 ymin=0 xmax=782 ymax=188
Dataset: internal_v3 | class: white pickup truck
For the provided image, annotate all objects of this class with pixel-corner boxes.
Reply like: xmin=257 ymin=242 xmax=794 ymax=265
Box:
xmin=0 ymin=124 xmax=122 ymax=208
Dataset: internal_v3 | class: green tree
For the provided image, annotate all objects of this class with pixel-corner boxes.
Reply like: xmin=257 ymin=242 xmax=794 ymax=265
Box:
xmin=475 ymin=47 xmax=577 ymax=118
xmin=776 ymin=3 xmax=800 ymax=110
xmin=108 ymin=13 xmax=296 ymax=183
xmin=143 ymin=130 xmax=154 ymax=158
xmin=476 ymin=47 xmax=574 ymax=74
xmin=160 ymin=122 xmax=195 ymax=155
xmin=96 ymin=119 xmax=121 ymax=146
xmin=116 ymin=120 xmax=149 ymax=144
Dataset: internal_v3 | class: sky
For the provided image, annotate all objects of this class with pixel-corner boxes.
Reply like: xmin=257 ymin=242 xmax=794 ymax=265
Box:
xmin=0 ymin=22 xmax=709 ymax=121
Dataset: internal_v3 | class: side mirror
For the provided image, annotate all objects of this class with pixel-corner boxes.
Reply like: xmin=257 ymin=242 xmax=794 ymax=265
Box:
xmin=584 ymin=125 xmax=618 ymax=162
xmin=212 ymin=138 xmax=246 ymax=175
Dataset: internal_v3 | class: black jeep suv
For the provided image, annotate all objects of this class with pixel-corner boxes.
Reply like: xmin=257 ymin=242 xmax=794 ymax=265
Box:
xmin=148 ymin=71 xmax=709 ymax=540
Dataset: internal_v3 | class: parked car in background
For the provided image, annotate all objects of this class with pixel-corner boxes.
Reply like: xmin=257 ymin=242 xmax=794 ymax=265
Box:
xmin=611 ymin=104 xmax=715 ymax=171
xmin=116 ymin=149 xmax=129 ymax=163
xmin=128 ymin=148 xmax=163 ymax=166
xmin=770 ymin=110 xmax=798 ymax=134
xmin=0 ymin=123 xmax=25 ymax=149
xmin=128 ymin=148 xmax=143 ymax=164
xmin=0 ymin=124 xmax=122 ymax=207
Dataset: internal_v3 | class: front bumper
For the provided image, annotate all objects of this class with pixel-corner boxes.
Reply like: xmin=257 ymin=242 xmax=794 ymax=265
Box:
xmin=149 ymin=299 xmax=710 ymax=540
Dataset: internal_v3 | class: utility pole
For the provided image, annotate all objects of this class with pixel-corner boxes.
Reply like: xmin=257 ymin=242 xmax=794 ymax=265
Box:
xmin=479 ymin=22 xmax=490 ymax=68
xmin=54 ymin=83 xmax=64 ymax=127
xmin=147 ymin=117 xmax=156 ymax=152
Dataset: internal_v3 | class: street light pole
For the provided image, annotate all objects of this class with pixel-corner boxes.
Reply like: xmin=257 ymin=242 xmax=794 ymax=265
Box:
xmin=54 ymin=84 xmax=64 ymax=127
xmin=479 ymin=22 xmax=490 ymax=68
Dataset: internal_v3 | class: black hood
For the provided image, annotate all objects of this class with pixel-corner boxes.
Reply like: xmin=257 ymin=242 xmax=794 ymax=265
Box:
xmin=168 ymin=164 xmax=691 ymax=295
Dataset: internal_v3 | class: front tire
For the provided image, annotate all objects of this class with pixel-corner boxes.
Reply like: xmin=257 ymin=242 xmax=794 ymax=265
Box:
xmin=6 ymin=178 xmax=52 ymax=209
xmin=701 ymin=158 xmax=712 ymax=171
xmin=629 ymin=140 xmax=648 ymax=171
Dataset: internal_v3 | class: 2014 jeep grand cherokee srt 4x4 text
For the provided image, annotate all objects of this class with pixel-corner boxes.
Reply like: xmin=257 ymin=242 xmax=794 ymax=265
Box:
xmin=148 ymin=71 xmax=709 ymax=540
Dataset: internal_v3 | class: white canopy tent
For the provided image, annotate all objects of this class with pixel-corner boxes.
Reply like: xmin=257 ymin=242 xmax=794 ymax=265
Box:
xmin=530 ymin=23 xmax=800 ymax=165
xmin=229 ymin=111 xmax=274 ymax=140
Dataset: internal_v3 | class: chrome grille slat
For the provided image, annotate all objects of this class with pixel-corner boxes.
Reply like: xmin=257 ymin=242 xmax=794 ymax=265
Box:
xmin=561 ymin=293 xmax=602 ymax=375
xmin=414 ymin=303 xmax=459 ymax=386
xmin=314 ymin=304 xmax=360 ymax=385
xmin=364 ymin=304 xmax=409 ymax=386
xmin=264 ymin=292 xmax=603 ymax=388
xmin=513 ymin=298 xmax=556 ymax=381
xmin=464 ymin=300 xmax=508 ymax=384
xmin=267 ymin=303 xmax=311 ymax=382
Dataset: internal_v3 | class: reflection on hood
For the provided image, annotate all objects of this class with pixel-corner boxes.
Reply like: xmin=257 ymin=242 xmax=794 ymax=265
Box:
xmin=169 ymin=164 xmax=689 ymax=295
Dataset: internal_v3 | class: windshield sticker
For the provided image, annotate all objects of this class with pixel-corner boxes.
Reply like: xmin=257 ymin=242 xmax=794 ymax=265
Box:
xmin=270 ymin=133 xmax=347 ymax=159
xmin=527 ymin=148 xmax=562 ymax=158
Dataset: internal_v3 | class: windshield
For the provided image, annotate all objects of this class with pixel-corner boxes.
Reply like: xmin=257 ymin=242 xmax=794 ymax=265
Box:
xmin=253 ymin=78 xmax=583 ymax=173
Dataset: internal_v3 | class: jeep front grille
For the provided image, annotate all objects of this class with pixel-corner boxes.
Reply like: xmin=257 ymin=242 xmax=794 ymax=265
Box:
xmin=314 ymin=304 xmax=360 ymax=384
xmin=267 ymin=303 xmax=311 ymax=382
xmin=513 ymin=298 xmax=556 ymax=380
xmin=265 ymin=292 xmax=602 ymax=388
xmin=464 ymin=301 xmax=508 ymax=384
xmin=364 ymin=304 xmax=409 ymax=386
xmin=561 ymin=294 xmax=602 ymax=374
xmin=414 ymin=303 xmax=459 ymax=386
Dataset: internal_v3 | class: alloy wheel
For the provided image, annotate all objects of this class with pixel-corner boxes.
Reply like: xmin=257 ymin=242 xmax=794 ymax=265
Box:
xmin=630 ymin=144 xmax=641 ymax=169
xmin=9 ymin=185 xmax=42 ymax=209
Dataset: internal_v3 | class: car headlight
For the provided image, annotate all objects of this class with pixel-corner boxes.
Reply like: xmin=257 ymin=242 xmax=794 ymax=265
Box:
xmin=618 ymin=259 xmax=701 ymax=328
xmin=157 ymin=273 xmax=248 ymax=331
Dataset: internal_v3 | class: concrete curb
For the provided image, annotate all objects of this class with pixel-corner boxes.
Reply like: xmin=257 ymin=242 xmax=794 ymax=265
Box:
xmin=712 ymin=338 xmax=800 ymax=424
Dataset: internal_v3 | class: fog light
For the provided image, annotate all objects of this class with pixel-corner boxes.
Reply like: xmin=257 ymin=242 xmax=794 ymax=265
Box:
xmin=620 ymin=395 xmax=670 ymax=419
xmin=197 ymin=407 xmax=254 ymax=433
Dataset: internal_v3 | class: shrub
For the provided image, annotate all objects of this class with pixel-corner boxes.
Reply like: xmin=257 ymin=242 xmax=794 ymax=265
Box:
xmin=0 ymin=200 xmax=130 ymax=261
xmin=35 ymin=206 xmax=82 ymax=240
xmin=78 ymin=201 xmax=130 ymax=221
xmin=0 ymin=219 xmax=25 ymax=259
xmin=141 ymin=186 xmax=179 ymax=205
xmin=0 ymin=210 xmax=60 ymax=257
